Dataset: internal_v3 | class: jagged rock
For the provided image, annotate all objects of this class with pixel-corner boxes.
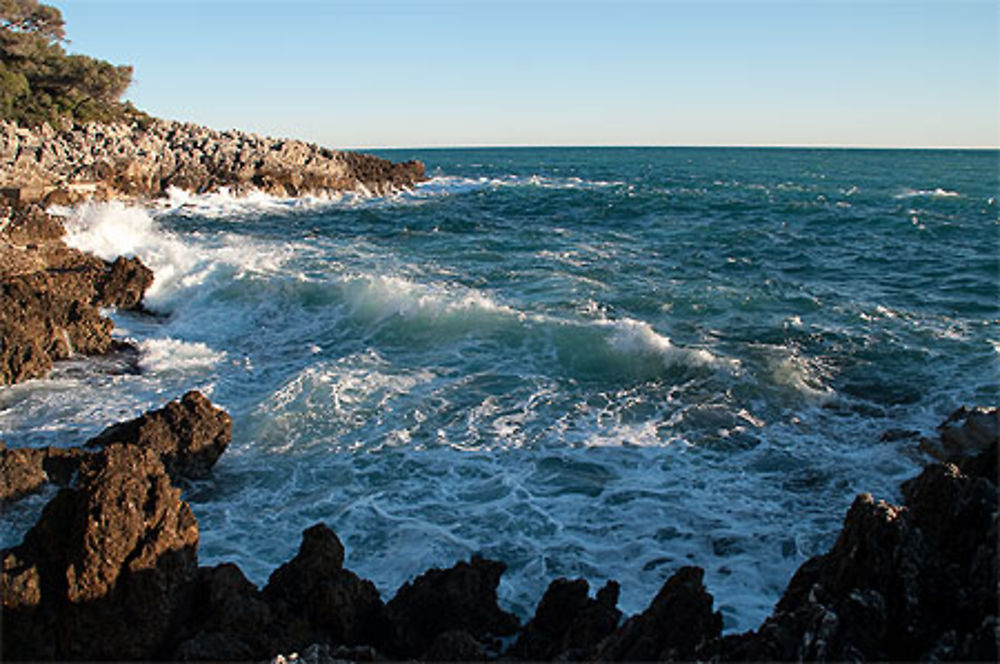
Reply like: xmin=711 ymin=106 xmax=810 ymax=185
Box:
xmin=384 ymin=555 xmax=520 ymax=658
xmin=262 ymin=523 xmax=385 ymax=651
xmin=86 ymin=390 xmax=232 ymax=481
xmin=1 ymin=444 xmax=199 ymax=660
xmin=508 ymin=577 xmax=621 ymax=660
xmin=0 ymin=442 xmax=85 ymax=501
xmin=595 ymin=566 xmax=722 ymax=661
xmin=0 ymin=204 xmax=153 ymax=385
xmin=715 ymin=432 xmax=998 ymax=662
xmin=95 ymin=254 xmax=154 ymax=308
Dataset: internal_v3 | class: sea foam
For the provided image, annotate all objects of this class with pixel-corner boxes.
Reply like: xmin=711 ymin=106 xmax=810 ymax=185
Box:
xmin=56 ymin=201 xmax=294 ymax=308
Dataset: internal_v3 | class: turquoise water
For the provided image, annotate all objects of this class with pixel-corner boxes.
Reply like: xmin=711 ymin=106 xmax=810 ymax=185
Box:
xmin=2 ymin=148 xmax=997 ymax=630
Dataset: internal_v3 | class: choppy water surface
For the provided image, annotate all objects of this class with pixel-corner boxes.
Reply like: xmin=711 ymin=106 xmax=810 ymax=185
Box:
xmin=2 ymin=148 xmax=997 ymax=630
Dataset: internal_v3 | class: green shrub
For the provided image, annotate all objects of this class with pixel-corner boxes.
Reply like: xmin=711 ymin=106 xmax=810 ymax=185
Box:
xmin=0 ymin=0 xmax=147 ymax=126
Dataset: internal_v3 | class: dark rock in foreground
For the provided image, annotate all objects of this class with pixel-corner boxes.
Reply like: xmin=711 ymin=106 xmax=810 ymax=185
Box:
xmin=508 ymin=577 xmax=621 ymax=660
xmin=2 ymin=444 xmax=199 ymax=660
xmin=0 ymin=203 xmax=153 ymax=385
xmin=2 ymin=402 xmax=997 ymax=662
xmin=384 ymin=555 xmax=521 ymax=659
xmin=713 ymin=407 xmax=999 ymax=662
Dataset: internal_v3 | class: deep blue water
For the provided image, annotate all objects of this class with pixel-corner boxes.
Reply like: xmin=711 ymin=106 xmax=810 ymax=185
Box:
xmin=2 ymin=147 xmax=997 ymax=630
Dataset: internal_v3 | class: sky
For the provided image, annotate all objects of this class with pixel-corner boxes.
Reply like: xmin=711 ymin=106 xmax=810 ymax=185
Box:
xmin=56 ymin=0 xmax=999 ymax=149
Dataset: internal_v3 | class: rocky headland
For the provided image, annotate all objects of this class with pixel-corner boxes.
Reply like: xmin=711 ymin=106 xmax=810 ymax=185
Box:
xmin=0 ymin=115 xmax=426 ymax=385
xmin=2 ymin=393 xmax=996 ymax=661
xmin=1 ymin=118 xmax=425 ymax=204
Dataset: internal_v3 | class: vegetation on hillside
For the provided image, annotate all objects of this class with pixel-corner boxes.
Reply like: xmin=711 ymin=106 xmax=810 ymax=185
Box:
xmin=0 ymin=0 xmax=148 ymax=126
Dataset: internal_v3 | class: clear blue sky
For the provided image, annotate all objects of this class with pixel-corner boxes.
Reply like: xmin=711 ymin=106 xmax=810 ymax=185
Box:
xmin=57 ymin=1 xmax=998 ymax=148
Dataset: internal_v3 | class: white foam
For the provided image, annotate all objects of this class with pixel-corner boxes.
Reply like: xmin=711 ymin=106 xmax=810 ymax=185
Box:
xmin=894 ymin=187 xmax=962 ymax=199
xmin=338 ymin=273 xmax=518 ymax=324
xmin=137 ymin=338 xmax=225 ymax=373
xmin=158 ymin=185 xmax=350 ymax=219
xmin=57 ymin=201 xmax=293 ymax=308
xmin=601 ymin=318 xmax=728 ymax=370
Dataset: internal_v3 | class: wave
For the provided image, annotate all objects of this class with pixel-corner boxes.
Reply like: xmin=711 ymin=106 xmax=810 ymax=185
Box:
xmin=322 ymin=272 xmax=732 ymax=380
xmin=55 ymin=201 xmax=295 ymax=308
xmin=337 ymin=273 xmax=518 ymax=324
xmin=157 ymin=186 xmax=353 ymax=219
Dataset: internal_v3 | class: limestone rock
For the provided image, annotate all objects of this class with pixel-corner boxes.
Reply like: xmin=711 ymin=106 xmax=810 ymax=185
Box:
xmin=1 ymin=118 xmax=425 ymax=203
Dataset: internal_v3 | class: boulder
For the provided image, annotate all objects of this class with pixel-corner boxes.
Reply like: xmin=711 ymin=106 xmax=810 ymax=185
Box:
xmin=86 ymin=390 xmax=232 ymax=481
xmin=1 ymin=444 xmax=199 ymax=660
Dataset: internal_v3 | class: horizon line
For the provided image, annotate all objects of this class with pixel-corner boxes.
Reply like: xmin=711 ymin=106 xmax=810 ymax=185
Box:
xmin=344 ymin=143 xmax=1000 ymax=151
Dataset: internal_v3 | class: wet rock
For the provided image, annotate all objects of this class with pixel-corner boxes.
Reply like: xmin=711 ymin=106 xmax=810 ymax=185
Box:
xmin=86 ymin=390 xmax=232 ymax=481
xmin=384 ymin=555 xmax=520 ymax=658
xmin=262 ymin=523 xmax=385 ymax=651
xmin=595 ymin=566 xmax=722 ymax=661
xmin=1 ymin=444 xmax=199 ymax=660
xmin=508 ymin=577 xmax=621 ymax=660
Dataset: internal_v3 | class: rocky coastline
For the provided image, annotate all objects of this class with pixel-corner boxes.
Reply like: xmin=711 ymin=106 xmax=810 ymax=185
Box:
xmin=2 ymin=389 xmax=996 ymax=661
xmin=1 ymin=118 xmax=426 ymax=204
xmin=1 ymin=122 xmax=996 ymax=661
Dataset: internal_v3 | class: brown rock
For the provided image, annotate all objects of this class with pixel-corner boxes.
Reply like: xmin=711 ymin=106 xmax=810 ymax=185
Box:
xmin=1 ymin=204 xmax=153 ymax=385
xmin=86 ymin=390 xmax=232 ymax=481
xmin=0 ymin=442 xmax=85 ymax=502
xmin=1 ymin=444 xmax=199 ymax=660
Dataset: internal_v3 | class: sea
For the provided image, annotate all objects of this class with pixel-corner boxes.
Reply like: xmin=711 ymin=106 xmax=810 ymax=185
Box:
xmin=1 ymin=147 xmax=997 ymax=631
